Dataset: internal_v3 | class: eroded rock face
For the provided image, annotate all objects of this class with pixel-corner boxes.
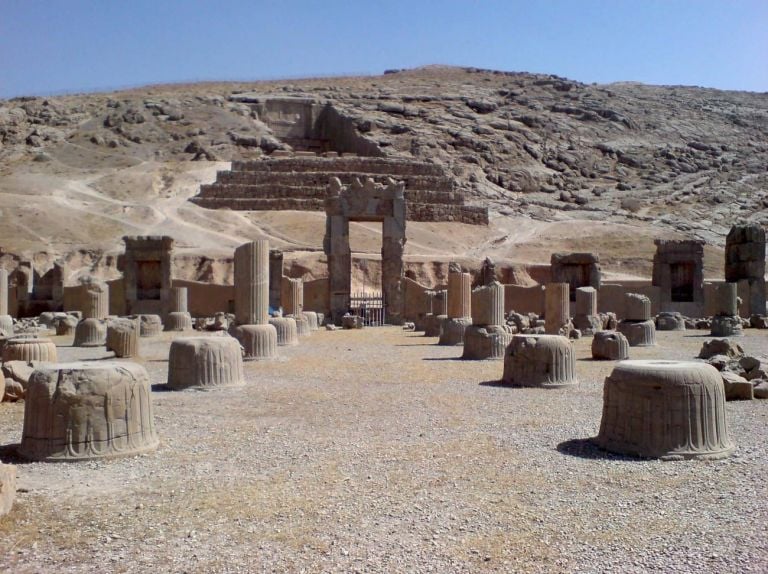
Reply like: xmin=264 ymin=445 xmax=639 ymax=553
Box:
xmin=698 ymin=338 xmax=744 ymax=360
xmin=19 ymin=362 xmax=159 ymax=461
xmin=595 ymin=360 xmax=734 ymax=460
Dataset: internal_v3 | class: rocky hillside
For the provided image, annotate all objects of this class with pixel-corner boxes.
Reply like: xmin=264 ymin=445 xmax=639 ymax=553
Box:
xmin=0 ymin=65 xmax=766 ymax=282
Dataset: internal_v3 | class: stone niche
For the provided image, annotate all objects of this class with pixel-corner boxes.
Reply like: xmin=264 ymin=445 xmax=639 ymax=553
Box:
xmin=324 ymin=177 xmax=406 ymax=325
xmin=550 ymin=253 xmax=601 ymax=301
xmin=9 ymin=260 xmax=65 ymax=317
xmin=651 ymin=239 xmax=704 ymax=316
xmin=725 ymin=224 xmax=766 ymax=317
xmin=120 ymin=236 xmax=174 ymax=315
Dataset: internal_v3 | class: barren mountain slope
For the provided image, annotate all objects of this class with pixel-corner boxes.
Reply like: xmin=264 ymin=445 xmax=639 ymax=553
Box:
xmin=0 ymin=66 xmax=766 ymax=283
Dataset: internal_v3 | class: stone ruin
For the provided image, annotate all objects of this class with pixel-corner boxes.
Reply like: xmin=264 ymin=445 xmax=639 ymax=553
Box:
xmin=463 ymin=281 xmax=512 ymax=360
xmin=438 ymin=263 xmax=472 ymax=346
xmin=710 ymin=283 xmax=742 ymax=337
xmin=167 ymin=336 xmax=245 ymax=390
xmin=617 ymin=293 xmax=657 ymax=347
xmin=19 ymin=362 xmax=159 ymax=461
xmin=324 ymin=177 xmax=406 ymax=325
xmin=191 ymin=155 xmax=488 ymax=225
xmin=595 ymin=360 xmax=733 ymax=460
xmin=550 ymin=252 xmax=601 ymax=301
xmin=544 ymin=283 xmax=572 ymax=336
xmin=725 ymin=223 xmax=766 ymax=317
xmin=501 ymin=334 xmax=578 ymax=388
xmin=652 ymin=239 xmax=704 ymax=316
xmin=121 ymin=235 xmax=174 ymax=316
xmin=230 ymin=240 xmax=278 ymax=360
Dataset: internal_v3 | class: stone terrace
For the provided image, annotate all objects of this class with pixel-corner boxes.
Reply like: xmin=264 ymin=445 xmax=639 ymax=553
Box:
xmin=190 ymin=156 xmax=489 ymax=224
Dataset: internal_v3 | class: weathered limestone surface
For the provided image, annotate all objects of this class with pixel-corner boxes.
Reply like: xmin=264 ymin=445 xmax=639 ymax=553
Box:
xmin=725 ymin=224 xmax=766 ymax=316
xmin=502 ymin=334 xmax=578 ymax=388
xmin=138 ymin=314 xmax=163 ymax=337
xmin=438 ymin=317 xmax=471 ymax=346
xmin=0 ymin=315 xmax=12 ymax=334
xmin=106 ymin=318 xmax=140 ymax=358
xmin=471 ymin=282 xmax=505 ymax=327
xmin=0 ymin=269 xmax=8 ymax=316
xmin=73 ymin=318 xmax=107 ymax=347
xmin=462 ymin=325 xmax=514 ymax=360
xmin=591 ymin=331 xmax=630 ymax=360
xmin=234 ymin=240 xmax=270 ymax=325
xmin=656 ymin=312 xmax=686 ymax=331
xmin=624 ymin=293 xmax=651 ymax=321
xmin=617 ymin=319 xmax=657 ymax=347
xmin=192 ymin=156 xmax=488 ymax=224
xmin=545 ymin=283 xmax=571 ymax=335
xmin=269 ymin=317 xmax=299 ymax=346
xmin=573 ymin=286 xmax=601 ymax=335
xmin=2 ymin=337 xmax=58 ymax=363
xmin=166 ymin=287 xmax=188 ymax=314
xmin=324 ymin=177 xmax=407 ymax=324
xmin=293 ymin=314 xmax=311 ymax=337
xmin=55 ymin=315 xmax=79 ymax=336
xmin=652 ymin=239 xmax=704 ymax=313
xmin=303 ymin=311 xmax=320 ymax=331
xmin=595 ymin=360 xmax=734 ymax=460
xmin=167 ymin=337 xmax=245 ymax=390
xmin=0 ymin=463 xmax=15 ymax=517
xmin=550 ymin=252 xmax=601 ymax=299
xmin=711 ymin=315 xmax=743 ymax=337
xmin=229 ymin=324 xmax=278 ymax=360
xmin=19 ymin=362 xmax=159 ymax=461
xmin=282 ymin=278 xmax=304 ymax=317
xmin=164 ymin=311 xmax=193 ymax=332
xmin=713 ymin=283 xmax=738 ymax=316
xmin=80 ymin=280 xmax=109 ymax=320
xmin=424 ymin=314 xmax=446 ymax=338
xmin=447 ymin=270 xmax=472 ymax=319
xmin=122 ymin=235 xmax=174 ymax=316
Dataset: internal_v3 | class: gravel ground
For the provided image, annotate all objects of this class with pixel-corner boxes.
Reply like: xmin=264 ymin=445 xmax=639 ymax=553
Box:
xmin=0 ymin=327 xmax=766 ymax=573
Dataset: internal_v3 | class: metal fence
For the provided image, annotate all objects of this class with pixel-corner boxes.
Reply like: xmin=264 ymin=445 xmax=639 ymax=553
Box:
xmin=349 ymin=291 xmax=386 ymax=326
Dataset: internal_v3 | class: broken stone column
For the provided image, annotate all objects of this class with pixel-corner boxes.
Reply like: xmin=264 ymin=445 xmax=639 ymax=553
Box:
xmin=0 ymin=269 xmax=11 ymax=334
xmin=167 ymin=336 xmax=245 ymax=390
xmin=463 ymin=282 xmax=512 ymax=360
xmin=235 ymin=241 xmax=270 ymax=325
xmin=656 ymin=311 xmax=686 ymax=331
xmin=19 ymin=362 xmax=159 ymax=461
xmin=725 ymin=224 xmax=766 ymax=317
xmin=73 ymin=318 xmax=107 ymax=347
xmin=618 ymin=293 xmax=656 ymax=346
xmin=573 ymin=287 xmax=601 ymax=335
xmin=230 ymin=324 xmax=278 ymax=360
xmin=138 ymin=314 xmax=163 ymax=336
xmin=232 ymin=240 xmax=277 ymax=359
xmin=545 ymin=283 xmax=572 ymax=336
xmin=106 ymin=318 xmax=140 ymax=358
xmin=711 ymin=282 xmax=743 ymax=337
xmin=303 ymin=311 xmax=319 ymax=331
xmin=283 ymin=278 xmax=304 ymax=317
xmin=424 ymin=289 xmax=448 ymax=337
xmin=80 ymin=280 xmax=109 ymax=320
xmin=2 ymin=337 xmax=58 ymax=363
xmin=269 ymin=316 xmax=299 ymax=346
xmin=438 ymin=266 xmax=472 ymax=346
xmin=595 ymin=360 xmax=734 ymax=460
xmin=501 ymin=334 xmax=578 ymax=388
xmin=591 ymin=331 xmax=630 ymax=360
xmin=55 ymin=315 xmax=79 ymax=336
xmin=164 ymin=287 xmax=193 ymax=331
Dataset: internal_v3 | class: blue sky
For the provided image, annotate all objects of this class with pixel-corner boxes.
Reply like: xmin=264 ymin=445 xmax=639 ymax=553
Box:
xmin=1 ymin=0 xmax=766 ymax=98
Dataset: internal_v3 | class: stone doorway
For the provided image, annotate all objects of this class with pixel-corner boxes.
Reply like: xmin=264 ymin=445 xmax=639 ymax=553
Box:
xmin=324 ymin=177 xmax=406 ymax=325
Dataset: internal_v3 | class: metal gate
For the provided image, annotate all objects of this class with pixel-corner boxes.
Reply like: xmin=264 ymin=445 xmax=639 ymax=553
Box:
xmin=349 ymin=291 xmax=386 ymax=326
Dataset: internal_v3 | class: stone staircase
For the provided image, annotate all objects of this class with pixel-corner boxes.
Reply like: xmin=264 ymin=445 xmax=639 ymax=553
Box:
xmin=190 ymin=156 xmax=488 ymax=224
